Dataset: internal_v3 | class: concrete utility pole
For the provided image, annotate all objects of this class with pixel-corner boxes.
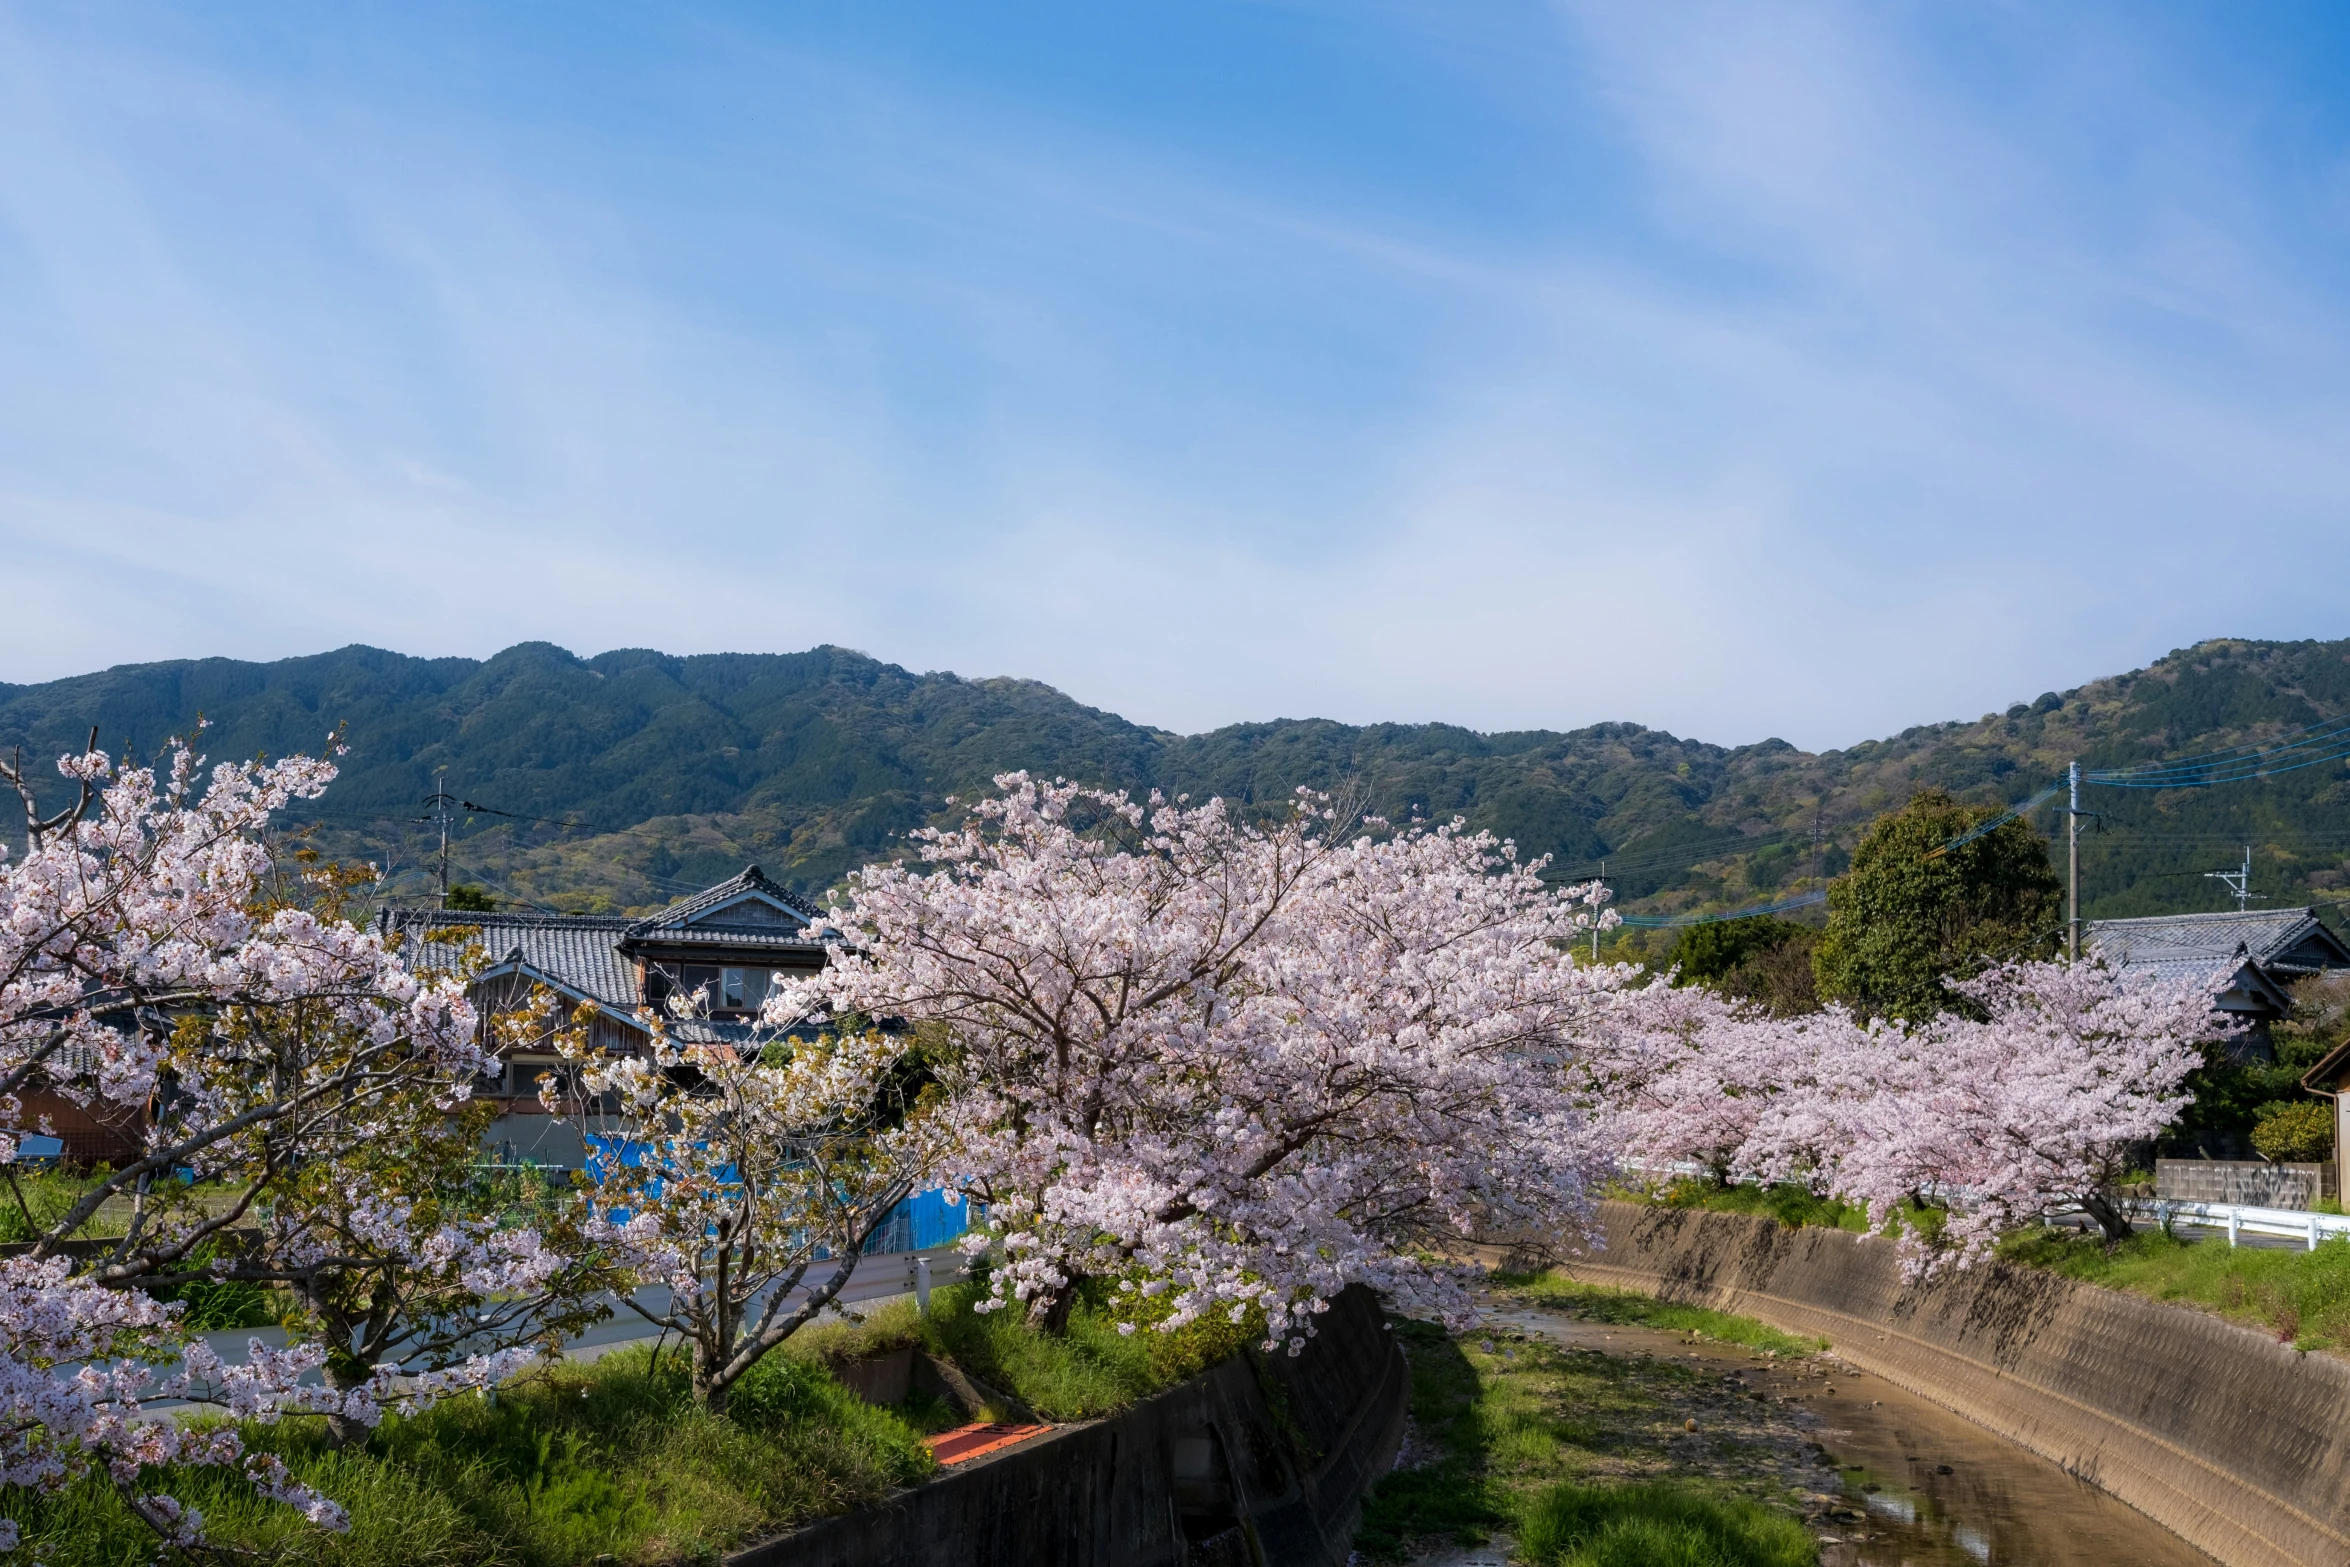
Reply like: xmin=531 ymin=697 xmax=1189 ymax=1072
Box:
xmin=422 ymin=766 xmax=456 ymax=907
xmin=2067 ymin=761 xmax=2080 ymax=963
xmin=2205 ymin=847 xmax=2256 ymax=914
xmin=1592 ymin=859 xmax=1606 ymax=962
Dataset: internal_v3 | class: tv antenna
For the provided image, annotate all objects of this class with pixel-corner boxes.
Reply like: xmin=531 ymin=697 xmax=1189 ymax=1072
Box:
xmin=2205 ymin=846 xmax=2264 ymax=914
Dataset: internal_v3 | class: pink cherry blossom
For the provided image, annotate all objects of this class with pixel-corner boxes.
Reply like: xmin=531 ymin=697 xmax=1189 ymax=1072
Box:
xmin=777 ymin=775 xmax=1625 ymax=1351
xmin=0 ymin=741 xmax=582 ymax=1548
xmin=1603 ymin=957 xmax=2227 ymax=1272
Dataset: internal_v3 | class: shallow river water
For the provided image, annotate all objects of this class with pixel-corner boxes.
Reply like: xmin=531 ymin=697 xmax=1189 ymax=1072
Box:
xmin=1476 ymin=1304 xmax=2218 ymax=1567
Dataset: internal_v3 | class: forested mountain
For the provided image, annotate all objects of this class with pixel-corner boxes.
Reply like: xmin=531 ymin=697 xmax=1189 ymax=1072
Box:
xmin=6 ymin=637 xmax=2350 ymax=940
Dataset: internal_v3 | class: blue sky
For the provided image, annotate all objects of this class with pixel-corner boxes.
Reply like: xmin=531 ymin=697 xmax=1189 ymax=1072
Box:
xmin=4 ymin=2 xmax=2349 ymax=749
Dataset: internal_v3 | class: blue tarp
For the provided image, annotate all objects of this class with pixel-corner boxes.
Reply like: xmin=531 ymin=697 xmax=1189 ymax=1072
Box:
xmin=861 ymin=1187 xmax=975 ymax=1253
xmin=582 ymin=1135 xmax=971 ymax=1255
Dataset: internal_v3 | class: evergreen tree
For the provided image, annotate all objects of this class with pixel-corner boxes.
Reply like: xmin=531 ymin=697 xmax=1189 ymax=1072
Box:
xmin=1666 ymin=916 xmax=1820 ymax=1015
xmin=1812 ymin=790 xmax=2061 ymax=1021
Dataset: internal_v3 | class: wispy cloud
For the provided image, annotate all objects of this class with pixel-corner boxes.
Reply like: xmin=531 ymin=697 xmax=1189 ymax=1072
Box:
xmin=2 ymin=2 xmax=2346 ymax=748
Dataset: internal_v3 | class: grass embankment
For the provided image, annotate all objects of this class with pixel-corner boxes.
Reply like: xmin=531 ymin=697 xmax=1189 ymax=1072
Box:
xmin=1502 ymin=1276 xmax=1826 ymax=1358
xmin=0 ymin=1279 xmax=1254 ymax=1566
xmin=1354 ymin=1274 xmax=1824 ymax=1567
xmin=2003 ymin=1227 xmax=2350 ymax=1352
xmin=1656 ymin=1176 xmax=2350 ymax=1355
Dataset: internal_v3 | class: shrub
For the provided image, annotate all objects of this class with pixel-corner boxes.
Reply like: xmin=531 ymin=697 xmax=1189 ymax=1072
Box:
xmin=2252 ymin=1100 xmax=2334 ymax=1163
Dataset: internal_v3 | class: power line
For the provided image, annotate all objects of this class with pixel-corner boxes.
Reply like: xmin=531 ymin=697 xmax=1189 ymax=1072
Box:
xmin=1923 ymin=782 xmax=2065 ymax=860
xmin=2087 ymin=728 xmax=2350 ymax=788
xmin=1616 ymin=889 xmax=1827 ymax=929
xmin=1545 ymin=828 xmax=1804 ymax=883
xmin=459 ymin=800 xmax=591 ymax=830
xmin=2082 ymin=714 xmax=2350 ymax=780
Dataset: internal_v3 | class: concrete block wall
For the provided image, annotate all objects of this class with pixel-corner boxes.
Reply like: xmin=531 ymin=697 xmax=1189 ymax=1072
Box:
xmin=731 ymin=1282 xmax=1408 ymax=1567
xmin=1568 ymin=1201 xmax=2350 ymax=1567
xmin=2156 ymin=1159 xmax=2338 ymax=1210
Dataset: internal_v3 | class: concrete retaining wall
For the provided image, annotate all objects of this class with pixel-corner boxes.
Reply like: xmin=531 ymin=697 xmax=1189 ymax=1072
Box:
xmin=1568 ymin=1200 xmax=2350 ymax=1567
xmin=2157 ymin=1159 xmax=2338 ymax=1210
xmin=731 ymin=1283 xmax=1408 ymax=1567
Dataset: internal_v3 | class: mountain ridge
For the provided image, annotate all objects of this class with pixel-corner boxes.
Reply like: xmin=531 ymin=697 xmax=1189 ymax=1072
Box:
xmin=6 ymin=636 xmax=2350 ymax=937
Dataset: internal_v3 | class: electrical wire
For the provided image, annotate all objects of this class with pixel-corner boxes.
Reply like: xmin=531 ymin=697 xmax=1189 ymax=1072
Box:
xmin=2086 ymin=722 xmax=2350 ymax=787
xmin=1543 ymin=828 xmax=1805 ymax=884
xmin=1616 ymin=889 xmax=1827 ymax=929
xmin=1922 ymin=782 xmax=2065 ymax=860
xmin=2081 ymin=713 xmax=2350 ymax=778
xmin=459 ymin=800 xmax=591 ymax=830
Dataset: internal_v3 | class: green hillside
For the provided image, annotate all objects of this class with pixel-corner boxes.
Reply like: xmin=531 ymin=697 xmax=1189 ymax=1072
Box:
xmin=5 ymin=637 xmax=2350 ymax=939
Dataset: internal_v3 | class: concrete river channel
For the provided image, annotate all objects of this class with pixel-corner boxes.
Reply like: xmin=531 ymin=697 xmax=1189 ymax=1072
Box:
xmin=1476 ymin=1302 xmax=2218 ymax=1567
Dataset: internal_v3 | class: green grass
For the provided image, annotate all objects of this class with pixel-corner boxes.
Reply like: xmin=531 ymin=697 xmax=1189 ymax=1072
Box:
xmin=1353 ymin=1291 xmax=1822 ymax=1565
xmin=0 ymin=1275 xmax=1269 ymax=1563
xmin=1495 ymin=1275 xmax=1827 ymax=1357
xmin=906 ymin=1279 xmax=1259 ymax=1420
xmin=1520 ymin=1482 xmax=1818 ymax=1567
xmin=1350 ymin=1318 xmax=1520 ymax=1555
xmin=2002 ymin=1226 xmax=2350 ymax=1351
xmin=1 ymin=1343 xmax=939 ymax=1567
xmin=0 ymin=1169 xmax=116 ymax=1244
xmin=1643 ymin=1179 xmax=2350 ymax=1359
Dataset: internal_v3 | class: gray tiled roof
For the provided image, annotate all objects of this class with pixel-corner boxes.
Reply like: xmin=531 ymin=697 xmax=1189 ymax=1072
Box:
xmin=378 ymin=909 xmax=642 ymax=1009
xmin=625 ymin=865 xmax=823 ymax=938
xmin=2087 ymin=908 xmax=2350 ymax=982
xmin=378 ymin=866 xmax=835 ymax=1020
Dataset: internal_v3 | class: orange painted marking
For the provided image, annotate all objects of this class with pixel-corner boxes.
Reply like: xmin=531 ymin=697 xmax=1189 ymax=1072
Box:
xmin=924 ymin=1421 xmax=1052 ymax=1466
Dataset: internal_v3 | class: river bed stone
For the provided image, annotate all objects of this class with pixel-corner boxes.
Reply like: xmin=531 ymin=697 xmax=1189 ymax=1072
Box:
xmin=1474 ymin=1296 xmax=2219 ymax=1566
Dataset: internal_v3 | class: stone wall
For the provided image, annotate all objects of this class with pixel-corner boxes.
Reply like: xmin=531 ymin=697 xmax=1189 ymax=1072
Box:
xmin=730 ymin=1282 xmax=1408 ymax=1567
xmin=1566 ymin=1200 xmax=2350 ymax=1567
xmin=2156 ymin=1159 xmax=2338 ymax=1210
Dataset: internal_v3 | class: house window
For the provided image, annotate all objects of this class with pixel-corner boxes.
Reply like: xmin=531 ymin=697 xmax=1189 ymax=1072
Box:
xmin=648 ymin=962 xmax=770 ymax=1014
xmin=721 ymin=967 xmax=770 ymax=1011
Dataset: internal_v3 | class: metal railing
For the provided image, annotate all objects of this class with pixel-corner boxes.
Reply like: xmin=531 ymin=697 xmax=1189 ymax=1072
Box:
xmin=813 ymin=1242 xmax=970 ymax=1315
xmin=2121 ymin=1196 xmax=2350 ymax=1251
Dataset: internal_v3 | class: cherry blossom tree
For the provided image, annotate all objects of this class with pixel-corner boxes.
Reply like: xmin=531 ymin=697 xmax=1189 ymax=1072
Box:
xmin=779 ymin=775 xmax=1625 ymax=1352
xmin=1826 ymin=959 xmax=2222 ymax=1264
xmin=542 ymin=1008 xmax=947 ymax=1414
xmin=1601 ymin=956 xmax=2225 ymax=1272
xmin=0 ymin=738 xmax=588 ymax=1546
xmin=1597 ymin=981 xmax=1836 ymax=1183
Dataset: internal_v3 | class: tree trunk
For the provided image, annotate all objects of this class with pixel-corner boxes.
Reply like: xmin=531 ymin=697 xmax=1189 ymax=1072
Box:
xmin=310 ymin=1288 xmax=375 ymax=1449
xmin=2080 ymin=1189 xmax=2135 ymax=1244
xmin=691 ymin=1339 xmax=730 ymax=1416
xmin=319 ymin=1358 xmax=375 ymax=1449
xmin=1027 ymin=1272 xmax=1084 ymax=1334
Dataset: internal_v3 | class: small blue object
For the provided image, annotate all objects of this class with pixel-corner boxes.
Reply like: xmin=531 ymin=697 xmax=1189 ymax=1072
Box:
xmin=14 ymin=1135 xmax=62 ymax=1168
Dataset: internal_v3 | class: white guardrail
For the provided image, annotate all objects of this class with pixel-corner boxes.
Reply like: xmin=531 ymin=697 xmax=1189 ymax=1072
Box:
xmin=2119 ymin=1196 xmax=2350 ymax=1251
xmin=816 ymin=1242 xmax=972 ymax=1315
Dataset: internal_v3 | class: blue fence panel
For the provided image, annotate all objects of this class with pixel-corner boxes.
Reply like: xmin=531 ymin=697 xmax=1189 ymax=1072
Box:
xmin=861 ymin=1187 xmax=977 ymax=1254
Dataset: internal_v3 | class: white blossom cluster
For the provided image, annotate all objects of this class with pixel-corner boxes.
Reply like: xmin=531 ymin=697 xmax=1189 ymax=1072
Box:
xmin=544 ymin=1008 xmax=945 ymax=1410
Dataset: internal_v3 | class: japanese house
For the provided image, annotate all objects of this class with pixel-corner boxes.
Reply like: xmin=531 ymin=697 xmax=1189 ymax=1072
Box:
xmin=378 ymin=865 xmax=830 ymax=1169
xmin=2087 ymin=907 xmax=2350 ymax=1061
